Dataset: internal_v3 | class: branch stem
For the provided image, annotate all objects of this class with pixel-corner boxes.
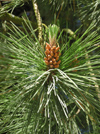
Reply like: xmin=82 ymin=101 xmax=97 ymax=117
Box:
xmin=32 ymin=0 xmax=42 ymax=42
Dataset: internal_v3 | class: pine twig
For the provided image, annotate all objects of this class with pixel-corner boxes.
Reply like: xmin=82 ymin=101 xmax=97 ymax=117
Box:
xmin=0 ymin=12 xmax=37 ymax=29
xmin=32 ymin=0 xmax=42 ymax=43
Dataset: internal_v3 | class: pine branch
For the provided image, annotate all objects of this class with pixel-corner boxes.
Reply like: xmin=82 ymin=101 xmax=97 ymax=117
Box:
xmin=0 ymin=19 xmax=100 ymax=133
xmin=0 ymin=12 xmax=37 ymax=29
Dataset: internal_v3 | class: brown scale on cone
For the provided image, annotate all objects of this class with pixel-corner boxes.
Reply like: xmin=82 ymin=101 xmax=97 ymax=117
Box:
xmin=44 ymin=42 xmax=61 ymax=69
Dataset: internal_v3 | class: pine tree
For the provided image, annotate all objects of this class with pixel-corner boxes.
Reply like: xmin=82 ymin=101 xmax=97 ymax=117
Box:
xmin=0 ymin=0 xmax=100 ymax=134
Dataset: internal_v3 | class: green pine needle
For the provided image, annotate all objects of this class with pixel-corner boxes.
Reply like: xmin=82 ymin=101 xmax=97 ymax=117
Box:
xmin=0 ymin=19 xmax=100 ymax=134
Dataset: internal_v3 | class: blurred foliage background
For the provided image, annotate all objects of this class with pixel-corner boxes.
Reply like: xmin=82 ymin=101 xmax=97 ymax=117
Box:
xmin=0 ymin=0 xmax=99 ymax=34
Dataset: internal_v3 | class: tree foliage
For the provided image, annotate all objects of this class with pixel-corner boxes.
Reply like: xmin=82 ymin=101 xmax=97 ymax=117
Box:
xmin=0 ymin=0 xmax=100 ymax=134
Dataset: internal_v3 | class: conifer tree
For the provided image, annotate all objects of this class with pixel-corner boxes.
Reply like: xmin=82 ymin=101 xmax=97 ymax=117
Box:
xmin=0 ymin=0 xmax=100 ymax=133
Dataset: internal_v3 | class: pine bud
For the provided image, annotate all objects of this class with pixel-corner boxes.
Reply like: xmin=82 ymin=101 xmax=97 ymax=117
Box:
xmin=52 ymin=58 xmax=56 ymax=62
xmin=46 ymin=49 xmax=50 ymax=54
xmin=56 ymin=56 xmax=59 ymax=61
xmin=55 ymin=47 xmax=60 ymax=52
xmin=54 ymin=65 xmax=59 ymax=68
xmin=44 ymin=57 xmax=48 ymax=60
xmin=50 ymin=51 xmax=54 ymax=56
xmin=46 ymin=42 xmax=51 ymax=49
xmin=50 ymin=65 xmax=53 ymax=68
xmin=52 ymin=46 xmax=56 ymax=50
xmin=48 ymin=55 xmax=52 ymax=60
xmin=54 ymin=53 xmax=57 ymax=57
xmin=57 ymin=60 xmax=61 ymax=65
xmin=53 ymin=61 xmax=57 ymax=65
xmin=50 ymin=60 xmax=53 ymax=64
xmin=45 ymin=51 xmax=47 ymax=55
xmin=45 ymin=60 xmax=49 ymax=65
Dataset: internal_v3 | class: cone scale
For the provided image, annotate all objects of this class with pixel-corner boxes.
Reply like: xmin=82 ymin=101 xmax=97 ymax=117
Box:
xmin=44 ymin=42 xmax=61 ymax=69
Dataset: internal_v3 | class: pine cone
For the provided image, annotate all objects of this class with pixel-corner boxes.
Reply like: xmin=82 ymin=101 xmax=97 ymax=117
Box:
xmin=44 ymin=42 xmax=61 ymax=69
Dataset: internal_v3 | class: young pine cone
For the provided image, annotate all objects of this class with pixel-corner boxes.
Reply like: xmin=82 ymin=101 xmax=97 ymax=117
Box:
xmin=44 ymin=42 xmax=61 ymax=69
